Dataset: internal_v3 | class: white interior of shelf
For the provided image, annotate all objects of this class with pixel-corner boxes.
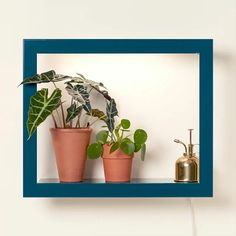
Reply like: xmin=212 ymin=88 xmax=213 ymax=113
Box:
xmin=37 ymin=53 xmax=199 ymax=182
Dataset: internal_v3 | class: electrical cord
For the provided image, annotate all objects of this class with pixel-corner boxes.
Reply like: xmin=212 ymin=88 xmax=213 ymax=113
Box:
xmin=187 ymin=198 xmax=197 ymax=236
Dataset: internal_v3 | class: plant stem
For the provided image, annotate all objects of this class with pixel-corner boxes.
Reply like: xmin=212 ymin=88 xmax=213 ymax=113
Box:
xmin=121 ymin=130 xmax=124 ymax=140
xmin=76 ymin=111 xmax=82 ymax=128
xmin=76 ymin=118 xmax=80 ymax=128
xmin=89 ymin=118 xmax=99 ymax=126
xmin=52 ymin=81 xmax=66 ymax=128
xmin=70 ymin=98 xmax=73 ymax=127
xmin=60 ymin=102 xmax=66 ymax=128
xmin=55 ymin=108 xmax=63 ymax=127
xmin=51 ymin=113 xmax=58 ymax=128
xmin=88 ymin=87 xmax=94 ymax=94
xmin=111 ymin=132 xmax=116 ymax=143
xmin=89 ymin=114 xmax=106 ymax=126
xmin=125 ymin=133 xmax=133 ymax=139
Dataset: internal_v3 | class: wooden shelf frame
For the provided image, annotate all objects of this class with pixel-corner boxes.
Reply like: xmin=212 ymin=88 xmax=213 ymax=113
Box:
xmin=23 ymin=39 xmax=213 ymax=198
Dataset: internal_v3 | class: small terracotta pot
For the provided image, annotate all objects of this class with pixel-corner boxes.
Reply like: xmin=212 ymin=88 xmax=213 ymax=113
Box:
xmin=102 ymin=144 xmax=133 ymax=182
xmin=50 ymin=128 xmax=92 ymax=182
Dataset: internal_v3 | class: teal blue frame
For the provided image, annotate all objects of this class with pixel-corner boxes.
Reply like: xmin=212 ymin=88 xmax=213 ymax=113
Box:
xmin=23 ymin=39 xmax=213 ymax=197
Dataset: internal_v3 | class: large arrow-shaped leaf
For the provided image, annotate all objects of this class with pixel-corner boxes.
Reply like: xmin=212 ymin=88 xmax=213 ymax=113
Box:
xmin=66 ymin=103 xmax=83 ymax=123
xmin=27 ymin=88 xmax=62 ymax=139
xmin=76 ymin=73 xmax=107 ymax=90
xmin=106 ymin=99 xmax=118 ymax=118
xmin=105 ymin=99 xmax=118 ymax=133
xmin=87 ymin=109 xmax=107 ymax=121
xmin=65 ymin=83 xmax=91 ymax=112
xmin=73 ymin=73 xmax=111 ymax=101
xmin=20 ymin=70 xmax=56 ymax=85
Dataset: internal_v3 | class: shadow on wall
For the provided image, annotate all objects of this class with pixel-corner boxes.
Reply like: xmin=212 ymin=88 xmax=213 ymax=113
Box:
xmin=192 ymin=51 xmax=236 ymax=210
xmin=46 ymin=197 xmax=187 ymax=211
xmin=45 ymin=51 xmax=236 ymax=210
xmin=44 ymin=170 xmax=229 ymax=208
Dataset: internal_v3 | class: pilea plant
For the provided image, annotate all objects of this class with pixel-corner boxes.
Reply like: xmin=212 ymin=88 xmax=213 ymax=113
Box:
xmin=87 ymin=118 xmax=148 ymax=160
xmin=20 ymin=70 xmax=112 ymax=139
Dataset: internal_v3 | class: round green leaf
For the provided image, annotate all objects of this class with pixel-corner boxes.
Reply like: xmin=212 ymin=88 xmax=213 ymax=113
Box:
xmin=87 ymin=143 xmax=103 ymax=159
xmin=134 ymin=143 xmax=142 ymax=152
xmin=123 ymin=137 xmax=132 ymax=142
xmin=121 ymin=119 xmax=131 ymax=129
xmin=134 ymin=129 xmax=147 ymax=145
xmin=110 ymin=142 xmax=120 ymax=153
xmin=120 ymin=140 xmax=135 ymax=155
xmin=96 ymin=130 xmax=109 ymax=144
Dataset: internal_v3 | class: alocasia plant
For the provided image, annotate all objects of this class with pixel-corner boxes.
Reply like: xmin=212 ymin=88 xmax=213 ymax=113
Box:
xmin=20 ymin=70 xmax=113 ymax=139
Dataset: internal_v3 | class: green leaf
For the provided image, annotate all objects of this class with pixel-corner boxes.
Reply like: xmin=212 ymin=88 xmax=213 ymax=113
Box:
xmin=121 ymin=119 xmax=131 ymax=129
xmin=87 ymin=143 xmax=103 ymax=159
xmin=53 ymin=74 xmax=72 ymax=82
xmin=110 ymin=142 xmax=120 ymax=153
xmin=106 ymin=99 xmax=118 ymax=117
xmin=120 ymin=140 xmax=135 ymax=155
xmin=123 ymin=137 xmax=132 ymax=142
xmin=75 ymin=73 xmax=107 ymax=91
xmin=74 ymin=73 xmax=112 ymax=101
xmin=141 ymin=144 xmax=146 ymax=161
xmin=134 ymin=143 xmax=142 ymax=152
xmin=134 ymin=129 xmax=148 ymax=145
xmin=66 ymin=103 xmax=82 ymax=123
xmin=87 ymin=109 xmax=107 ymax=121
xmin=105 ymin=99 xmax=118 ymax=133
xmin=114 ymin=124 xmax=121 ymax=140
xmin=65 ymin=83 xmax=91 ymax=112
xmin=96 ymin=130 xmax=109 ymax=144
xmin=20 ymin=70 xmax=56 ymax=85
xmin=27 ymin=88 xmax=62 ymax=139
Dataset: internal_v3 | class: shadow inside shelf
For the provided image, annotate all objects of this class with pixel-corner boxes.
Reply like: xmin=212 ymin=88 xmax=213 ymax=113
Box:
xmin=38 ymin=178 xmax=199 ymax=184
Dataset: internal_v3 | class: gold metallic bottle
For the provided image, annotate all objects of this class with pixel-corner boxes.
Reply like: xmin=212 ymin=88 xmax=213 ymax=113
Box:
xmin=174 ymin=129 xmax=199 ymax=182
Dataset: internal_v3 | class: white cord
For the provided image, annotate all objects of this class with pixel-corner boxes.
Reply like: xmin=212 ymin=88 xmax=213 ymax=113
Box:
xmin=187 ymin=198 xmax=197 ymax=236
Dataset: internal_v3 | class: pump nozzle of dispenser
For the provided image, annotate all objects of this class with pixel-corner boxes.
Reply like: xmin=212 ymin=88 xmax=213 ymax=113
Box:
xmin=188 ymin=129 xmax=194 ymax=157
xmin=174 ymin=129 xmax=197 ymax=156
xmin=174 ymin=139 xmax=187 ymax=154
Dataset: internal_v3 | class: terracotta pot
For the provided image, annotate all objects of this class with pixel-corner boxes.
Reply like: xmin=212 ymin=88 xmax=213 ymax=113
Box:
xmin=50 ymin=128 xmax=92 ymax=182
xmin=102 ymin=144 xmax=133 ymax=182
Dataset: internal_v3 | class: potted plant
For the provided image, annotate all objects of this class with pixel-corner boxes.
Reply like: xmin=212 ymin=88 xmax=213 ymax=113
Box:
xmin=87 ymin=102 xmax=148 ymax=182
xmin=20 ymin=70 xmax=111 ymax=182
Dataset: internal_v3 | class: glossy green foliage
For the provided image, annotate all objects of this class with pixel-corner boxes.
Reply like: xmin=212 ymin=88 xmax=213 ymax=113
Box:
xmin=27 ymin=88 xmax=62 ymax=139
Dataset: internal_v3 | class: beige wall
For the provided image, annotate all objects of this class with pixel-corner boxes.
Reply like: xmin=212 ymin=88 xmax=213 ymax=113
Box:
xmin=0 ymin=0 xmax=236 ymax=235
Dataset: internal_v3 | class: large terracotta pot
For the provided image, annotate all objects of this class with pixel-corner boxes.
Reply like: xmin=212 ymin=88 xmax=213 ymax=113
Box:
xmin=50 ymin=128 xmax=92 ymax=182
xmin=102 ymin=144 xmax=133 ymax=182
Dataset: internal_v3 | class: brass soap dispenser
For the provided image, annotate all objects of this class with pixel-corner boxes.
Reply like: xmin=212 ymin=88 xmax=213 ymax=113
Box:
xmin=174 ymin=129 xmax=199 ymax=182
